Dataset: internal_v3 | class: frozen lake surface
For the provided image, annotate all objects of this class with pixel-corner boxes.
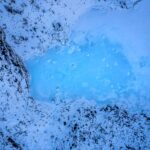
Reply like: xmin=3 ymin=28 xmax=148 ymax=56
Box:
xmin=26 ymin=0 xmax=150 ymax=105
xmin=26 ymin=36 xmax=134 ymax=101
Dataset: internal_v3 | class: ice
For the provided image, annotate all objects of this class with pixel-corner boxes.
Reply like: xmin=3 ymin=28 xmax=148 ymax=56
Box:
xmin=26 ymin=34 xmax=134 ymax=101
xmin=26 ymin=0 xmax=150 ymax=105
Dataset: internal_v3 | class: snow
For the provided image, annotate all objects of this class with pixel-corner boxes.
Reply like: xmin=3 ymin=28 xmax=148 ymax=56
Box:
xmin=0 ymin=0 xmax=141 ymax=60
xmin=1 ymin=0 xmax=150 ymax=149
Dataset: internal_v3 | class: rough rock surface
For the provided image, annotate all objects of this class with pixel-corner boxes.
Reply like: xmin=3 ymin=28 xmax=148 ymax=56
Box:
xmin=0 ymin=28 xmax=52 ymax=150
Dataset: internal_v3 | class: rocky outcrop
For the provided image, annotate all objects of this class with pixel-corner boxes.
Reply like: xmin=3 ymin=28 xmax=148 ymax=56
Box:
xmin=0 ymin=27 xmax=30 ymax=149
xmin=0 ymin=28 xmax=29 ymax=88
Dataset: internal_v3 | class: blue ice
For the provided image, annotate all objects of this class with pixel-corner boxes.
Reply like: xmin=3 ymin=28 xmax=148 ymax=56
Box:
xmin=26 ymin=34 xmax=134 ymax=102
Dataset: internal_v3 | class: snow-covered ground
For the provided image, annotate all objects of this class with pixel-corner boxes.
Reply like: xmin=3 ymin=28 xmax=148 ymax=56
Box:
xmin=0 ymin=0 xmax=150 ymax=149
xmin=0 ymin=0 xmax=141 ymax=60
